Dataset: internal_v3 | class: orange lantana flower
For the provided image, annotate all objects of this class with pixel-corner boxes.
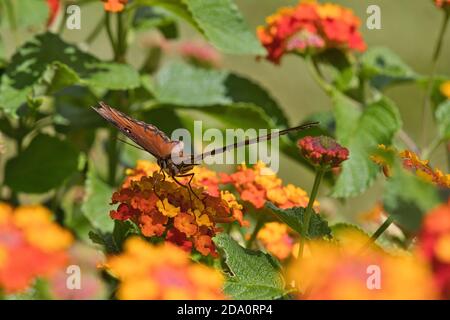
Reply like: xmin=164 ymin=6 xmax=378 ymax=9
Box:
xmin=102 ymin=0 xmax=128 ymax=13
xmin=107 ymin=237 xmax=225 ymax=300
xmin=221 ymin=161 xmax=319 ymax=211
xmin=0 ymin=203 xmax=73 ymax=294
xmin=419 ymin=199 xmax=450 ymax=298
xmin=110 ymin=161 xmax=245 ymax=257
xmin=257 ymin=0 xmax=366 ymax=64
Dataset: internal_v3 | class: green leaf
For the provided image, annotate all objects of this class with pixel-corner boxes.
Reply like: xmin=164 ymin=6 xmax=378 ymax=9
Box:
xmin=384 ymin=173 xmax=440 ymax=233
xmin=0 ymin=32 xmax=140 ymax=116
xmin=81 ymin=165 xmax=115 ymax=233
xmin=4 ymin=134 xmax=79 ymax=193
xmin=137 ymin=0 xmax=264 ymax=54
xmin=332 ymin=93 xmax=402 ymax=198
xmin=153 ymin=62 xmax=288 ymax=127
xmin=136 ymin=0 xmax=197 ymax=27
xmin=213 ymin=234 xmax=285 ymax=300
xmin=436 ymin=100 xmax=450 ymax=140
xmin=183 ymin=0 xmax=264 ymax=55
xmin=153 ymin=61 xmax=231 ymax=106
xmin=265 ymin=202 xmax=331 ymax=239
xmin=361 ymin=47 xmax=418 ymax=89
xmin=132 ymin=6 xmax=179 ymax=39
xmin=12 ymin=0 xmax=48 ymax=29
xmin=88 ymin=230 xmax=119 ymax=254
xmin=224 ymin=73 xmax=288 ymax=128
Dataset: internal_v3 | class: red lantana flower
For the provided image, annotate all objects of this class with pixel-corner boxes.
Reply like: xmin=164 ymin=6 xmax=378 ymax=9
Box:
xmin=257 ymin=0 xmax=366 ymax=64
xmin=46 ymin=0 xmax=60 ymax=26
xmin=419 ymin=199 xmax=450 ymax=298
xmin=298 ymin=136 xmax=349 ymax=169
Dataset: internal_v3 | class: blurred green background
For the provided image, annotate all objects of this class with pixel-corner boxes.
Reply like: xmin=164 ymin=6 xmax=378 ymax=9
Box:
xmin=1 ymin=0 xmax=449 ymax=221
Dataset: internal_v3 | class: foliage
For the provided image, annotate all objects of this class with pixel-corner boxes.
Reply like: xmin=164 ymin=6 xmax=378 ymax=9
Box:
xmin=0 ymin=0 xmax=449 ymax=301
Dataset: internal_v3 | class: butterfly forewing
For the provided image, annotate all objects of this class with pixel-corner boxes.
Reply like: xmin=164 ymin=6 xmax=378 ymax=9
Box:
xmin=93 ymin=102 xmax=180 ymax=160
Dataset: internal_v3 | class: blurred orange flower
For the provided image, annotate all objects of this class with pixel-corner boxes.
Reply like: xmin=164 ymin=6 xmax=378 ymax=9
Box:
xmin=419 ymin=198 xmax=450 ymax=298
xmin=110 ymin=161 xmax=245 ymax=257
xmin=107 ymin=237 xmax=225 ymax=300
xmin=434 ymin=0 xmax=450 ymax=9
xmin=102 ymin=0 xmax=128 ymax=13
xmin=288 ymin=232 xmax=438 ymax=299
xmin=221 ymin=161 xmax=319 ymax=210
xmin=257 ymin=222 xmax=295 ymax=260
xmin=257 ymin=0 xmax=366 ymax=64
xmin=0 ymin=203 xmax=73 ymax=294
xmin=440 ymin=80 xmax=450 ymax=99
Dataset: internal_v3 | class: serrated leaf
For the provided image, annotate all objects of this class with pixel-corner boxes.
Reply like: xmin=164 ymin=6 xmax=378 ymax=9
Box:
xmin=265 ymin=202 xmax=331 ymax=239
xmin=436 ymin=100 xmax=450 ymax=140
xmin=183 ymin=0 xmax=264 ymax=55
xmin=361 ymin=46 xmax=418 ymax=89
xmin=82 ymin=165 xmax=115 ymax=233
xmin=213 ymin=234 xmax=285 ymax=300
xmin=332 ymin=94 xmax=402 ymax=198
xmin=153 ymin=62 xmax=288 ymax=127
xmin=12 ymin=0 xmax=48 ymax=29
xmin=4 ymin=134 xmax=79 ymax=193
xmin=153 ymin=61 xmax=231 ymax=106
xmin=383 ymin=169 xmax=440 ymax=233
xmin=0 ymin=33 xmax=140 ymax=116
xmin=137 ymin=0 xmax=264 ymax=54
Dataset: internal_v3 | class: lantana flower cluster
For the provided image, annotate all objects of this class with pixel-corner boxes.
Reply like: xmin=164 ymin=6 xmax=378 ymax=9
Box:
xmin=434 ymin=0 xmax=450 ymax=9
xmin=372 ymin=145 xmax=450 ymax=188
xmin=257 ymin=0 xmax=366 ymax=64
xmin=419 ymin=199 xmax=450 ymax=298
xmin=221 ymin=161 xmax=319 ymax=211
xmin=107 ymin=237 xmax=225 ymax=300
xmin=288 ymin=231 xmax=438 ymax=299
xmin=0 ymin=203 xmax=73 ymax=294
xmin=102 ymin=0 xmax=128 ymax=13
xmin=110 ymin=161 xmax=244 ymax=257
xmin=298 ymin=135 xmax=349 ymax=169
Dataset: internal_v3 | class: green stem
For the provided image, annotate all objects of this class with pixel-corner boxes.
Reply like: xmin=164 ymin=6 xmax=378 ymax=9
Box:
xmin=306 ymin=56 xmax=333 ymax=95
xmin=105 ymin=12 xmax=117 ymax=59
xmin=246 ymin=216 xmax=265 ymax=249
xmin=422 ymin=137 xmax=443 ymax=160
xmin=85 ymin=15 xmax=106 ymax=44
xmin=107 ymin=129 xmax=119 ymax=186
xmin=298 ymin=168 xmax=324 ymax=259
xmin=116 ymin=11 xmax=127 ymax=62
xmin=420 ymin=11 xmax=450 ymax=147
xmin=358 ymin=215 xmax=395 ymax=255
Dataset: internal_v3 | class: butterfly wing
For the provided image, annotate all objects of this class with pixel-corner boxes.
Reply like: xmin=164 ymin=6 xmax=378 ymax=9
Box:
xmin=93 ymin=102 xmax=180 ymax=159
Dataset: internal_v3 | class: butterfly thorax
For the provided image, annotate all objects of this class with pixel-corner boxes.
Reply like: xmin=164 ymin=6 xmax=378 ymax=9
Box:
xmin=157 ymin=158 xmax=195 ymax=177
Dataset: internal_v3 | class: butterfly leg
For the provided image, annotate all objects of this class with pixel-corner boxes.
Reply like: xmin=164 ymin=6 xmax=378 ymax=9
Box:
xmin=153 ymin=169 xmax=166 ymax=208
xmin=175 ymin=173 xmax=202 ymax=202
xmin=171 ymin=175 xmax=194 ymax=207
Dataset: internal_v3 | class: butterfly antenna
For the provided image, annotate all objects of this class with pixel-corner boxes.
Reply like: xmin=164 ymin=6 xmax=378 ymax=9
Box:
xmin=117 ymin=137 xmax=146 ymax=151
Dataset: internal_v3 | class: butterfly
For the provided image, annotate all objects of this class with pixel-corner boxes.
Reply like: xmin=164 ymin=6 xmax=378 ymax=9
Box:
xmin=93 ymin=102 xmax=318 ymax=200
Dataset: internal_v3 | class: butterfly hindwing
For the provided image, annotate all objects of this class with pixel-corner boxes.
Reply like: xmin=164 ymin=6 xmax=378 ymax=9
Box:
xmin=93 ymin=102 xmax=180 ymax=159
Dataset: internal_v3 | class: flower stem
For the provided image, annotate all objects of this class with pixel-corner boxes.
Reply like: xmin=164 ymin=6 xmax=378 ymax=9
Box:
xmin=105 ymin=12 xmax=117 ymax=59
xmin=358 ymin=215 xmax=395 ymax=255
xmin=246 ymin=216 xmax=265 ymax=249
xmin=85 ymin=15 xmax=106 ymax=44
xmin=298 ymin=168 xmax=324 ymax=259
xmin=420 ymin=11 xmax=450 ymax=147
